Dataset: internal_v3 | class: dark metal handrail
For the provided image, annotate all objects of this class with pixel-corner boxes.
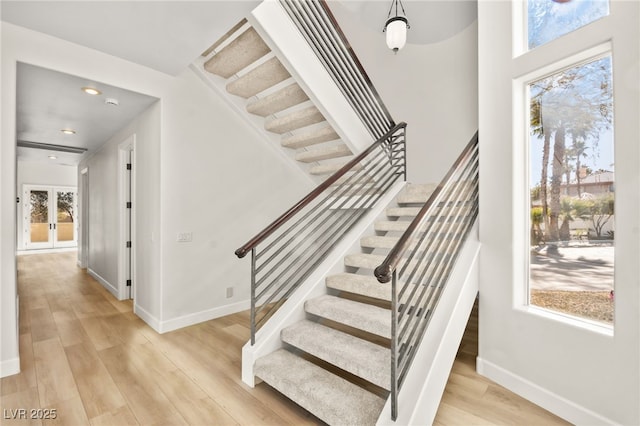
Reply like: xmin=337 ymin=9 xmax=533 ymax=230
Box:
xmin=279 ymin=0 xmax=395 ymax=140
xmin=374 ymin=131 xmax=479 ymax=420
xmin=374 ymin=131 xmax=479 ymax=283
xmin=235 ymin=122 xmax=407 ymax=259
xmin=236 ymin=123 xmax=407 ymax=345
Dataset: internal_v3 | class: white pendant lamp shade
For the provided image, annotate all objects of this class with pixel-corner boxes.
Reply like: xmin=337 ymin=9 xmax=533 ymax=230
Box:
xmin=385 ymin=16 xmax=408 ymax=52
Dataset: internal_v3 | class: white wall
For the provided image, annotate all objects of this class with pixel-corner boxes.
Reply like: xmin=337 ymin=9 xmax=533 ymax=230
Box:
xmin=1 ymin=20 xmax=313 ymax=374
xmin=78 ymin=102 xmax=160 ymax=307
xmin=327 ymin=2 xmax=478 ymax=184
xmin=478 ymin=1 xmax=639 ymax=424
xmin=158 ymin=68 xmax=311 ymax=331
xmin=16 ymin=161 xmax=77 ymax=249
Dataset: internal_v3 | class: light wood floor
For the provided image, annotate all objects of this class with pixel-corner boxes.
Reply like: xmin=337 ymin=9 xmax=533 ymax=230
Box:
xmin=1 ymin=252 xmax=569 ymax=425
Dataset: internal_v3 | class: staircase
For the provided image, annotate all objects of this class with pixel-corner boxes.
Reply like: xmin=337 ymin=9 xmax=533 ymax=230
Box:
xmin=200 ymin=23 xmax=354 ymax=179
xmin=253 ymin=183 xmax=436 ymax=425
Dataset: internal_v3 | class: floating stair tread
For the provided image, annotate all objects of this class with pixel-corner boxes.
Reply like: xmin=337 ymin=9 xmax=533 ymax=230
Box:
xmin=360 ymin=235 xmax=428 ymax=251
xmin=386 ymin=207 xmax=422 ymax=218
xmin=305 ymin=295 xmax=391 ymax=339
xmin=296 ymin=144 xmax=352 ymax=163
xmin=326 ymin=273 xmax=391 ymax=302
xmin=326 ymin=273 xmax=422 ymax=305
xmin=309 ymin=161 xmax=362 ymax=176
xmin=254 ymin=349 xmax=385 ymax=426
xmin=265 ymin=106 xmax=325 ymax=134
xmin=226 ymin=57 xmax=290 ymax=98
xmin=344 ymin=253 xmax=387 ymax=270
xmin=281 ymin=125 xmax=340 ymax=149
xmin=247 ymin=83 xmax=309 ymax=117
xmin=397 ymin=183 xmax=438 ymax=204
xmin=361 ymin=235 xmax=400 ymax=249
xmin=375 ymin=220 xmax=411 ymax=232
xmin=281 ymin=320 xmax=390 ymax=390
xmin=204 ymin=27 xmax=271 ymax=79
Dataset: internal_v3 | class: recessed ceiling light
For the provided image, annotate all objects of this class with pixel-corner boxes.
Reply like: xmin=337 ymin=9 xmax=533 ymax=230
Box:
xmin=61 ymin=129 xmax=76 ymax=135
xmin=48 ymin=155 xmax=57 ymax=160
xmin=82 ymin=87 xmax=102 ymax=96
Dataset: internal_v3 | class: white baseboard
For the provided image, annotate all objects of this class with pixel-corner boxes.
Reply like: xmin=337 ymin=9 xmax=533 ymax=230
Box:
xmin=134 ymin=303 xmax=161 ymax=333
xmin=0 ymin=357 xmax=20 ymax=378
xmin=158 ymin=300 xmax=251 ymax=334
xmin=476 ymin=357 xmax=619 ymax=426
xmin=17 ymin=247 xmax=77 ymax=256
xmin=87 ymin=268 xmax=118 ymax=299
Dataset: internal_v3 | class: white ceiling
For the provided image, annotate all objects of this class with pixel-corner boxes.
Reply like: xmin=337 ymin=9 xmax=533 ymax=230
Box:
xmin=3 ymin=1 xmax=260 ymax=166
xmin=1 ymin=1 xmax=261 ymax=76
xmin=16 ymin=63 xmax=159 ymax=165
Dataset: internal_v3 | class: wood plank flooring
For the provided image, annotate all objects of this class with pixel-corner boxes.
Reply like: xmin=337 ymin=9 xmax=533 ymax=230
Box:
xmin=1 ymin=252 xmax=569 ymax=425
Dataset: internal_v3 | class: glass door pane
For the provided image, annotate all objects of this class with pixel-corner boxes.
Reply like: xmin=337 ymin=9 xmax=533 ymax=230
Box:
xmin=29 ymin=189 xmax=51 ymax=244
xmin=56 ymin=190 xmax=76 ymax=244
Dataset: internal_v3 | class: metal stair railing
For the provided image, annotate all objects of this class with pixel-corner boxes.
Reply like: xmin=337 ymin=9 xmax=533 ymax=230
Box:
xmin=374 ymin=131 xmax=479 ymax=420
xmin=279 ymin=0 xmax=395 ymax=140
xmin=236 ymin=123 xmax=407 ymax=344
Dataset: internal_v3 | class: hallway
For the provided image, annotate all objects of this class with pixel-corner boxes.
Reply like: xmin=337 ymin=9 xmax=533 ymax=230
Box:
xmin=1 ymin=252 xmax=567 ymax=425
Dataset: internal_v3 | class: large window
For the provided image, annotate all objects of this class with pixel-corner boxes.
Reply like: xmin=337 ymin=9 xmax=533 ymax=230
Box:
xmin=527 ymin=53 xmax=614 ymax=325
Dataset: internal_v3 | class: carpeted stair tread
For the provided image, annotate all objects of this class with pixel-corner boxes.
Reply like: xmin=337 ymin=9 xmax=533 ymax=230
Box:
xmin=204 ymin=27 xmax=271 ymax=79
xmin=344 ymin=253 xmax=387 ymax=270
xmin=326 ymin=273 xmax=391 ymax=301
xmin=361 ymin=235 xmax=401 ymax=250
xmin=397 ymin=183 xmax=438 ymax=204
xmin=386 ymin=206 xmax=422 ymax=218
xmin=360 ymin=235 xmax=429 ymax=251
xmin=375 ymin=220 xmax=411 ymax=232
xmin=226 ymin=57 xmax=290 ymax=98
xmin=281 ymin=320 xmax=391 ymax=390
xmin=309 ymin=161 xmax=362 ymax=176
xmin=281 ymin=125 xmax=340 ymax=149
xmin=247 ymin=83 xmax=309 ymax=117
xmin=254 ymin=349 xmax=385 ymax=425
xmin=305 ymin=295 xmax=391 ymax=338
xmin=296 ymin=144 xmax=352 ymax=163
xmin=265 ymin=106 xmax=326 ymax=134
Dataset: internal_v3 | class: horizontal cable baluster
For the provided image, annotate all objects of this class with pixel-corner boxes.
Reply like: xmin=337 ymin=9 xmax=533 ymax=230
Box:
xmin=396 ymin=162 xmax=478 ymax=348
xmin=279 ymin=0 xmax=394 ymax=139
xmin=255 ymin=162 xmax=400 ymax=305
xmin=396 ymin=166 xmax=478 ymax=365
xmin=376 ymin=132 xmax=478 ymax=421
xmin=236 ymin=123 xmax=407 ymax=346
xmin=254 ymin=148 xmax=389 ymax=282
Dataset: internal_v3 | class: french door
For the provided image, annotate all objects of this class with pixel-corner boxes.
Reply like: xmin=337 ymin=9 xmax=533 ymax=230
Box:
xmin=23 ymin=185 xmax=77 ymax=249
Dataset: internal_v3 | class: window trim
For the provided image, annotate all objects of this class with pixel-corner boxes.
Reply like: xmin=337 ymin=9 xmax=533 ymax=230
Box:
xmin=512 ymin=42 xmax=615 ymax=332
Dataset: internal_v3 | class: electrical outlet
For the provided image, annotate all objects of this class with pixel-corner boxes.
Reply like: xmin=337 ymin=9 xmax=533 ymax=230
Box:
xmin=226 ymin=287 xmax=234 ymax=298
xmin=176 ymin=232 xmax=192 ymax=242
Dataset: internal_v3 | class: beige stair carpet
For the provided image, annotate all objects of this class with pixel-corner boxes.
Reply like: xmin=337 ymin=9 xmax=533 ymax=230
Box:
xmin=204 ymin=27 xmax=270 ymax=78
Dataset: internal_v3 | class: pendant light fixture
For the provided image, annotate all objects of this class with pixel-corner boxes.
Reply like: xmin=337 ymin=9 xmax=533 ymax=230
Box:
xmin=383 ymin=0 xmax=410 ymax=53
